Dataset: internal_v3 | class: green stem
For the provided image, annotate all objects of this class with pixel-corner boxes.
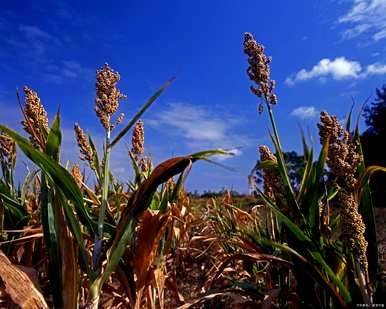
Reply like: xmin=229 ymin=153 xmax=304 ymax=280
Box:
xmin=264 ymin=100 xmax=303 ymax=217
xmin=92 ymin=126 xmax=111 ymax=269
xmin=266 ymin=101 xmax=283 ymax=152
xmin=98 ymin=128 xmax=111 ymax=238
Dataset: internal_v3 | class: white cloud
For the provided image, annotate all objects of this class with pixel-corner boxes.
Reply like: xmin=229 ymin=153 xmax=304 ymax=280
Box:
xmin=286 ymin=57 xmax=386 ymax=85
xmin=338 ymin=0 xmax=386 ymax=41
xmin=285 ymin=57 xmax=361 ymax=85
xmin=290 ymin=106 xmax=318 ymax=119
xmin=148 ymin=103 xmax=252 ymax=158
xmin=363 ymin=63 xmax=386 ymax=75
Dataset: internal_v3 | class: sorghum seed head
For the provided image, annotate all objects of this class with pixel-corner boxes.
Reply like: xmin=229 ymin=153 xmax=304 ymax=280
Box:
xmin=131 ymin=120 xmax=144 ymax=156
xmin=339 ymin=192 xmax=368 ymax=271
xmin=22 ymin=86 xmax=49 ymax=149
xmin=258 ymin=103 xmax=264 ymax=114
xmin=243 ymin=33 xmax=277 ymax=108
xmin=258 ymin=145 xmax=284 ymax=201
xmin=259 ymin=145 xmax=277 ymax=163
xmin=72 ymin=163 xmax=83 ymax=187
xmin=95 ymin=63 xmax=126 ymax=130
xmin=116 ymin=113 xmax=124 ymax=125
xmin=317 ymin=111 xmax=343 ymax=146
xmin=74 ymin=123 xmax=95 ymax=169
xmin=317 ymin=111 xmax=362 ymax=191
xmin=317 ymin=111 xmax=367 ymax=270
xmin=0 ymin=131 xmax=16 ymax=169
xmin=139 ymin=156 xmax=152 ymax=173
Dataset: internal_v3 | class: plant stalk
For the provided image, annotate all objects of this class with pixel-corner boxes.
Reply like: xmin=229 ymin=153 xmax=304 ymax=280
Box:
xmin=92 ymin=126 xmax=111 ymax=269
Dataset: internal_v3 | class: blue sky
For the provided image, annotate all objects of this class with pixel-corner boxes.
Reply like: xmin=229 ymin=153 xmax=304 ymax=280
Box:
xmin=0 ymin=0 xmax=386 ymax=193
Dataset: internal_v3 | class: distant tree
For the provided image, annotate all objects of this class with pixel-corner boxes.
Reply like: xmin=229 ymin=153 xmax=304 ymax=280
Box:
xmin=283 ymin=151 xmax=305 ymax=189
xmin=361 ymin=84 xmax=386 ymax=208
xmin=251 ymin=150 xmax=305 ymax=191
xmin=363 ymin=85 xmax=386 ymax=136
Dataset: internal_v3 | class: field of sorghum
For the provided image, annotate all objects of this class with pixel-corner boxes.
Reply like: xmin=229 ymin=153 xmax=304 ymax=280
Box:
xmin=0 ymin=32 xmax=385 ymax=309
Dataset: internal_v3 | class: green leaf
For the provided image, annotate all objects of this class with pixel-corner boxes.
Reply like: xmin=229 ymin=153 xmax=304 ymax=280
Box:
xmin=0 ymin=192 xmax=27 ymax=220
xmin=300 ymin=128 xmax=310 ymax=162
xmin=308 ymin=138 xmax=329 ymax=232
xmin=254 ymin=160 xmax=278 ymax=170
xmin=269 ymin=131 xmax=303 ymax=221
xmin=259 ymin=238 xmax=350 ymax=306
xmin=58 ymin=191 xmax=91 ymax=275
xmin=356 ymin=165 xmax=386 ymax=194
xmin=308 ymin=250 xmax=351 ymax=303
xmin=189 ymin=149 xmax=232 ymax=161
xmin=345 ymin=103 xmax=354 ymax=133
xmin=45 ymin=112 xmax=62 ymax=161
xmin=0 ymin=125 xmax=97 ymax=237
xmin=128 ymin=150 xmax=141 ymax=187
xmin=353 ymin=105 xmax=364 ymax=142
xmin=267 ymin=110 xmax=299 ymax=210
xmin=40 ymin=176 xmax=63 ymax=308
xmin=297 ymin=147 xmax=314 ymax=205
xmin=171 ymin=166 xmax=191 ymax=202
xmin=256 ymin=187 xmax=311 ymax=244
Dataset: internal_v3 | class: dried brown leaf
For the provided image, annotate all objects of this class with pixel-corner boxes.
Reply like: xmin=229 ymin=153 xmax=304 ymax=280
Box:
xmin=134 ymin=210 xmax=170 ymax=289
xmin=0 ymin=249 xmax=48 ymax=309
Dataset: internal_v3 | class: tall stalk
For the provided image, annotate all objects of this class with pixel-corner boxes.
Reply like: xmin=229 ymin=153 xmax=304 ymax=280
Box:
xmin=93 ymin=125 xmax=111 ymax=269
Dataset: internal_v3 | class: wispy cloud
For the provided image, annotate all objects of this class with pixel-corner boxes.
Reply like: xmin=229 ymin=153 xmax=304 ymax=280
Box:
xmin=19 ymin=24 xmax=52 ymax=41
xmin=338 ymin=0 xmax=386 ymax=41
xmin=290 ymin=106 xmax=319 ymax=119
xmin=43 ymin=60 xmax=94 ymax=84
xmin=15 ymin=24 xmax=61 ymax=56
xmin=364 ymin=62 xmax=386 ymax=75
xmin=148 ymin=102 xmax=251 ymax=157
xmin=286 ymin=57 xmax=386 ymax=85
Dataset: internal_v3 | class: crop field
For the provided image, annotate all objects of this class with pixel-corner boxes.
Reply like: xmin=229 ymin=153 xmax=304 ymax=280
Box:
xmin=1 ymin=3 xmax=386 ymax=308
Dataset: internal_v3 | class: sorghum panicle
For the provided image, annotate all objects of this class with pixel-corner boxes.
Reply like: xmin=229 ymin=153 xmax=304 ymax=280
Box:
xmin=317 ymin=111 xmax=362 ymax=191
xmin=72 ymin=163 xmax=83 ymax=187
xmin=339 ymin=192 xmax=368 ymax=271
xmin=95 ymin=63 xmax=126 ymax=130
xmin=74 ymin=123 xmax=95 ymax=169
xmin=22 ymin=86 xmax=49 ymax=149
xmin=0 ymin=131 xmax=16 ymax=169
xmin=139 ymin=156 xmax=152 ymax=173
xmin=243 ymin=32 xmax=277 ymax=113
xmin=259 ymin=145 xmax=283 ymax=201
xmin=317 ymin=111 xmax=368 ymax=271
xmin=131 ymin=120 xmax=144 ymax=156
xmin=116 ymin=113 xmax=124 ymax=126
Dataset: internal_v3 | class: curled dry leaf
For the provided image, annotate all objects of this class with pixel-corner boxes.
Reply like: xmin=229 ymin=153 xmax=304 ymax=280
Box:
xmin=134 ymin=210 xmax=170 ymax=289
xmin=0 ymin=249 xmax=48 ymax=309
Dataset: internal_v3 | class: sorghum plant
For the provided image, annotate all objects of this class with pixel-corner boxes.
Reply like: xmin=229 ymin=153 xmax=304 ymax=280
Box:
xmin=195 ymin=32 xmax=386 ymax=308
